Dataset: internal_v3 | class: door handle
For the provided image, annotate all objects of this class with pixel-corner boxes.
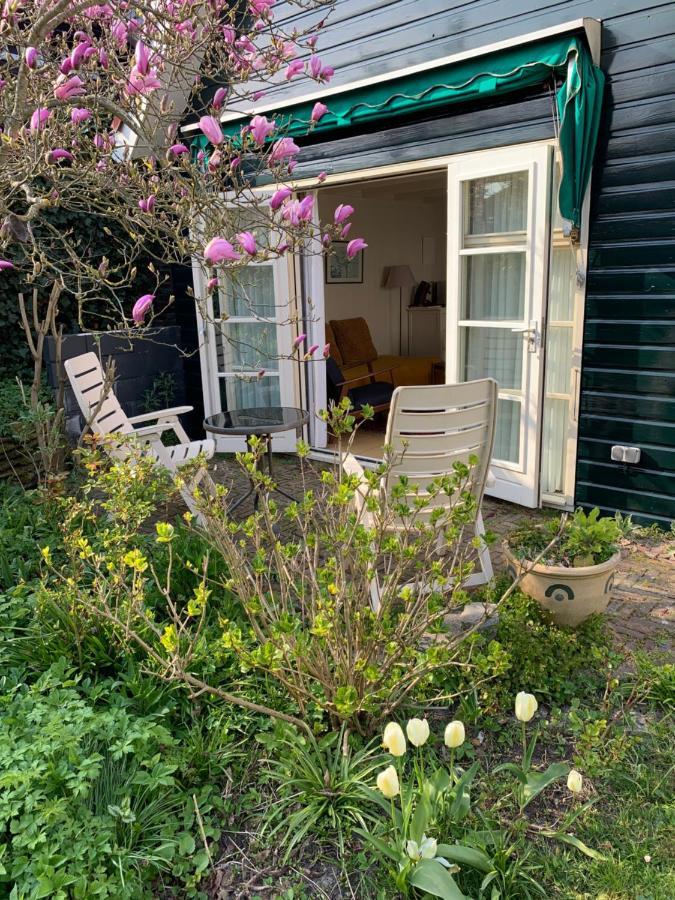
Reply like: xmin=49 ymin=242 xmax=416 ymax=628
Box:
xmin=511 ymin=321 xmax=540 ymax=352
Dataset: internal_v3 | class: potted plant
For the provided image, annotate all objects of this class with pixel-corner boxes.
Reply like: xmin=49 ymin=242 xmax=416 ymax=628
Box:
xmin=504 ymin=508 xmax=622 ymax=627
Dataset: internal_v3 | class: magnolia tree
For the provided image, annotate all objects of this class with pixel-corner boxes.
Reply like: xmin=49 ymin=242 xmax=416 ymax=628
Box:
xmin=0 ymin=0 xmax=365 ymax=417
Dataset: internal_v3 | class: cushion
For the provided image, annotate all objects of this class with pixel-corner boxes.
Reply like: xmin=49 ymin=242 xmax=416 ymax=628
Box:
xmin=348 ymin=380 xmax=394 ymax=411
xmin=330 ymin=317 xmax=378 ymax=366
xmin=325 ymin=322 xmax=343 ymax=367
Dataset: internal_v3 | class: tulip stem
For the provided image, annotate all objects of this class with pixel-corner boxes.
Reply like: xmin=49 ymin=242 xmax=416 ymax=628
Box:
xmin=449 ymin=748 xmax=455 ymax=784
xmin=521 ymin=721 xmax=527 ymax=770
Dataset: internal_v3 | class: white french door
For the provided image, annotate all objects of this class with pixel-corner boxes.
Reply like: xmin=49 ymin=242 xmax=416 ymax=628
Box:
xmin=446 ymin=144 xmax=553 ymax=506
xmin=194 ymin=211 xmax=300 ymax=452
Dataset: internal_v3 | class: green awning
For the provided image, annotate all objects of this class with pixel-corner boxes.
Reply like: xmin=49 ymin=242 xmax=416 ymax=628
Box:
xmin=196 ymin=34 xmax=604 ymax=228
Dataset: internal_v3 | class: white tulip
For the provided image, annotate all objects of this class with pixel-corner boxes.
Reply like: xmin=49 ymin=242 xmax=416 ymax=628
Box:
xmin=515 ymin=691 xmax=538 ymax=723
xmin=376 ymin=764 xmax=400 ymax=799
xmin=382 ymin=721 xmax=407 ymax=757
xmin=406 ymin=717 xmax=430 ymax=747
xmin=444 ymin=720 xmax=465 ymax=749
xmin=406 ymin=835 xmax=437 ymax=861
xmin=567 ymin=769 xmax=583 ymax=794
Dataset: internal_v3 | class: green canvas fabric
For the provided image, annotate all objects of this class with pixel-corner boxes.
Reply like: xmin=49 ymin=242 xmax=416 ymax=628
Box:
xmin=194 ymin=34 xmax=604 ymax=228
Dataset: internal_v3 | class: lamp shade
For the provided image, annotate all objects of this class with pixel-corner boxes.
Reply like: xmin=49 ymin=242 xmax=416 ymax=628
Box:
xmin=384 ymin=264 xmax=415 ymax=289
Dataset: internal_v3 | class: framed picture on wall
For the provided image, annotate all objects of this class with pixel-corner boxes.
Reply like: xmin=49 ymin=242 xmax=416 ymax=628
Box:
xmin=325 ymin=241 xmax=364 ymax=284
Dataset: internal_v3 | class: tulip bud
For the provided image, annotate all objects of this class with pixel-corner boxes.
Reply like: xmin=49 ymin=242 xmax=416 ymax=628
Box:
xmin=382 ymin=722 xmax=406 ymax=757
xmin=444 ymin=720 xmax=465 ymax=749
xmin=567 ymin=769 xmax=583 ymax=794
xmin=515 ymin=692 xmax=538 ymax=723
xmin=406 ymin=718 xmax=430 ymax=747
xmin=376 ymin=765 xmax=400 ymax=799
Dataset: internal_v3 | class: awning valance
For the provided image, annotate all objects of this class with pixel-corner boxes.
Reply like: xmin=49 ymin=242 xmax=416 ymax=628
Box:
xmin=196 ymin=34 xmax=604 ymax=229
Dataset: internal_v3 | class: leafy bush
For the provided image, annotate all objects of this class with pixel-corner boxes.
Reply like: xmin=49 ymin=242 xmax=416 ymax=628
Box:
xmin=0 ymin=661 xmax=220 ymax=898
xmin=506 ymin=507 xmax=621 ymax=567
xmin=425 ymin=582 xmax=614 ymax=717
xmin=0 ymin=484 xmax=63 ymax=590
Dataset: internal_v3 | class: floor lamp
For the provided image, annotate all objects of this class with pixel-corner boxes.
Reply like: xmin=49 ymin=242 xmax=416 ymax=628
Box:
xmin=384 ymin=265 xmax=416 ymax=354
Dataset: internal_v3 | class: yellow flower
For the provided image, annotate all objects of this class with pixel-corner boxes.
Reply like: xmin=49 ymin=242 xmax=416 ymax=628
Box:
xmin=444 ymin=720 xmax=465 ymax=749
xmin=406 ymin=718 xmax=430 ymax=747
xmin=567 ymin=769 xmax=583 ymax=794
xmin=382 ymin=722 xmax=406 ymax=757
xmin=515 ymin=691 xmax=538 ymax=722
xmin=376 ymin=765 xmax=400 ymax=799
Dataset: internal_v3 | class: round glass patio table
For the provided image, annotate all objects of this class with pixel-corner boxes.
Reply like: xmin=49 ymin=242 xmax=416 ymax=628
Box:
xmin=203 ymin=406 xmax=309 ymax=512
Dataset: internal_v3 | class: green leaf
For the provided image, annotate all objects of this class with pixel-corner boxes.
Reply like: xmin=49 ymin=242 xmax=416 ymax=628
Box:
xmin=522 ymin=762 xmax=569 ymax=808
xmin=178 ymin=833 xmax=195 ymax=855
xmin=436 ymin=843 xmax=492 ymax=874
xmin=408 ymin=859 xmax=467 ymax=900
xmin=543 ymin=830 xmax=608 ymax=861
xmin=450 ymin=761 xmax=479 ymax=821
xmin=353 ymin=828 xmax=401 ymax=864
xmin=410 ymin=795 xmax=432 ymax=844
xmin=493 ymin=762 xmax=528 ymax=784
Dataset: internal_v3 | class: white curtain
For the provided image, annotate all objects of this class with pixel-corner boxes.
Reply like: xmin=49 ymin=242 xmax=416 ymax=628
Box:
xmin=541 ymin=248 xmax=576 ymax=494
xmin=467 ymin=171 xmax=528 ymax=234
xmin=464 ymin=252 xmax=525 ymax=319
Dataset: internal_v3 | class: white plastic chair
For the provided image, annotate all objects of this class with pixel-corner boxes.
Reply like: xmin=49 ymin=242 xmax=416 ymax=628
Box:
xmin=64 ymin=351 xmax=215 ymax=522
xmin=343 ymin=379 xmax=497 ymax=608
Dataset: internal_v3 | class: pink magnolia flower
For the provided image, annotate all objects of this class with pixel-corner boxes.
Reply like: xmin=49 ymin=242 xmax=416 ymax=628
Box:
xmin=320 ymin=65 xmax=334 ymax=82
xmin=297 ymin=195 xmax=314 ymax=221
xmin=54 ymin=75 xmax=85 ymax=101
xmin=334 ymin=204 xmax=354 ymax=224
xmin=306 ymin=344 xmax=319 ymax=357
xmin=230 ymin=156 xmax=241 ymax=170
xmin=249 ymin=114 xmax=275 ymax=145
xmin=293 ymin=333 xmax=306 ymax=349
xmin=237 ymin=231 xmax=257 ymax=255
xmin=168 ymin=143 xmax=189 ymax=156
xmin=138 ymin=195 xmax=156 ymax=213
xmin=204 ymin=237 xmax=240 ymax=265
xmin=317 ymin=171 xmax=327 ymax=183
xmin=252 ymin=90 xmax=266 ymax=101
xmin=127 ymin=66 xmax=162 ymax=96
xmin=199 ymin=115 xmax=223 ymax=146
xmin=257 ymin=368 xmax=266 ymax=379
xmin=46 ymin=148 xmax=74 ymax=163
xmin=285 ymin=59 xmax=303 ymax=80
xmin=311 ymin=102 xmax=328 ymax=123
xmin=269 ymin=137 xmax=299 ymax=165
xmin=207 ymin=277 xmax=218 ymax=291
xmin=132 ymin=293 xmax=154 ymax=324
xmin=308 ymin=55 xmax=322 ymax=78
xmin=59 ymin=58 xmax=73 ymax=75
xmin=134 ymin=40 xmax=150 ymax=75
xmin=30 ymin=108 xmax=51 ymax=132
xmin=222 ymin=26 xmax=236 ymax=43
xmin=93 ymin=133 xmax=105 ymax=149
xmin=0 ymin=259 xmax=15 ymax=271
xmin=70 ymin=107 xmax=91 ymax=125
xmin=99 ymin=48 xmax=109 ymax=68
xmin=212 ymin=86 xmax=227 ymax=110
xmin=322 ymin=343 xmax=330 ymax=358
xmin=341 ymin=223 xmax=352 ymax=239
xmin=207 ymin=149 xmax=222 ymax=173
xmin=70 ymin=41 xmax=90 ymax=69
xmin=277 ymin=242 xmax=289 ymax=254
xmin=25 ymin=47 xmax=38 ymax=69
xmin=346 ymin=238 xmax=367 ymax=259
xmin=250 ymin=0 xmax=275 ymax=14
xmin=270 ymin=186 xmax=292 ymax=210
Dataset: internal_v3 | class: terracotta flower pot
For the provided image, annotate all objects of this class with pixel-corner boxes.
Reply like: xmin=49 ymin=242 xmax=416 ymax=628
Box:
xmin=503 ymin=545 xmax=621 ymax=628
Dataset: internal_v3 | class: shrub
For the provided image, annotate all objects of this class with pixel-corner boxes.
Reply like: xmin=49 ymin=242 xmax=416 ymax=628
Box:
xmin=506 ymin=507 xmax=621 ymax=567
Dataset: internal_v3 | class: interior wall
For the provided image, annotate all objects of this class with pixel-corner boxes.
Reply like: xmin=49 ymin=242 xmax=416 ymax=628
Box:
xmin=318 ymin=174 xmax=446 ymax=356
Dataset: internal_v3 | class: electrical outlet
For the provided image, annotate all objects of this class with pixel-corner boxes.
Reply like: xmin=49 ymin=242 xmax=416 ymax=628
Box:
xmin=611 ymin=445 xmax=641 ymax=465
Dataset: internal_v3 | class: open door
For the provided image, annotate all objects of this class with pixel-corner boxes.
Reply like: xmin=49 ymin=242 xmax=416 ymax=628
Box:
xmin=446 ymin=144 xmax=552 ymax=506
xmin=193 ymin=206 xmax=300 ymax=453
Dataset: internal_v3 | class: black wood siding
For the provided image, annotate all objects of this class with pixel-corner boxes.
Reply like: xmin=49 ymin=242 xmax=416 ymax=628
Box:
xmin=279 ymin=0 xmax=675 ymax=526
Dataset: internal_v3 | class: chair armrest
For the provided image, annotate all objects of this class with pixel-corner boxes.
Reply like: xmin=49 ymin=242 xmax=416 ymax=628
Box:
xmin=131 ymin=422 xmax=177 ymax=439
xmin=127 ymin=405 xmax=193 ymax=425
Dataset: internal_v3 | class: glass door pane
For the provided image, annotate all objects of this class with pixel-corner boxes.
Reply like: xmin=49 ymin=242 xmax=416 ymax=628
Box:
xmin=215 ymin=264 xmax=282 ymax=414
xmin=460 ymin=171 xmax=529 ymax=466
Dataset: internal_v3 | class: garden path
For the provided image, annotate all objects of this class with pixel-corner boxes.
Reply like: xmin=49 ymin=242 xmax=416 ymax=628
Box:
xmin=198 ymin=454 xmax=674 ymax=657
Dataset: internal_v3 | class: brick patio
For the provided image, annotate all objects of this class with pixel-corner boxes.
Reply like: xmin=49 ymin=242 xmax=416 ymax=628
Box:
xmin=203 ymin=453 xmax=675 ymax=656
